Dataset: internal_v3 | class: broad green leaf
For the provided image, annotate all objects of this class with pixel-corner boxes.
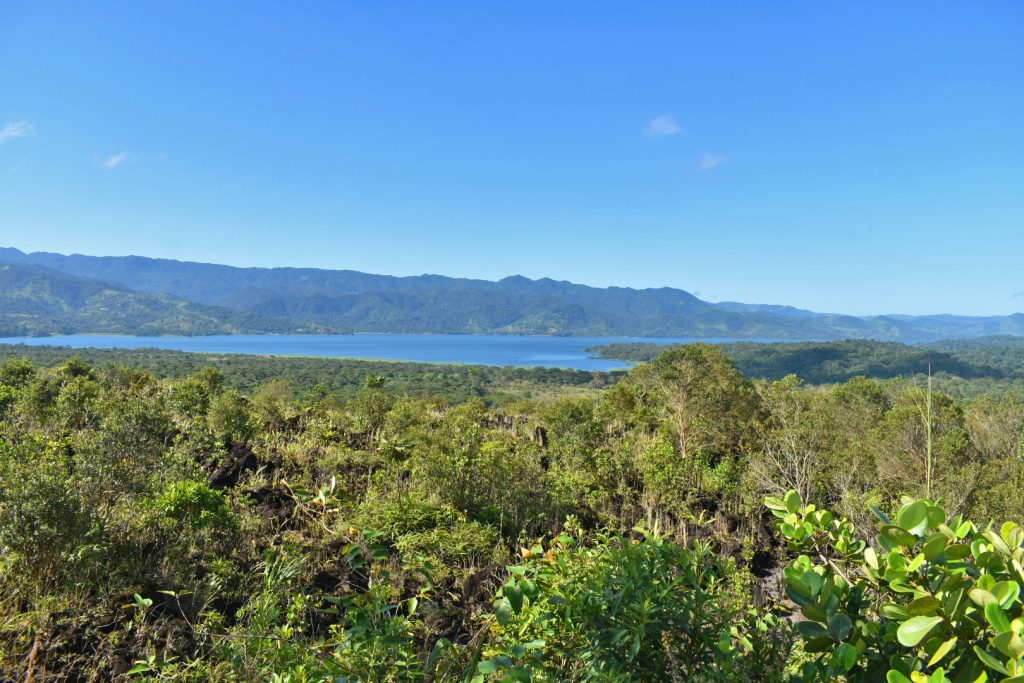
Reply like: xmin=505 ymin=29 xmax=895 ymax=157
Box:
xmin=802 ymin=602 xmax=828 ymax=623
xmin=970 ymin=588 xmax=998 ymax=608
xmin=987 ymin=602 xmax=1012 ymax=634
xmin=897 ymin=615 xmax=944 ymax=647
xmin=897 ymin=501 xmax=930 ymax=535
xmin=1001 ymin=522 xmax=1024 ymax=549
xmin=494 ymin=597 xmax=512 ymax=626
xmin=992 ymin=631 xmax=1024 ymax=660
xmin=973 ymin=646 xmax=1009 ymax=675
xmin=887 ymin=671 xmax=913 ymax=683
xmin=881 ymin=525 xmax=919 ymax=547
xmin=865 ymin=546 xmax=879 ymax=570
xmin=924 ymin=534 xmax=949 ymax=562
xmin=946 ymin=543 xmax=972 ymax=560
xmin=798 ymin=621 xmax=830 ymax=640
xmin=925 ymin=505 xmax=946 ymax=528
xmin=784 ymin=490 xmax=803 ymax=514
xmin=831 ymin=642 xmax=858 ymax=672
xmin=477 ymin=659 xmax=500 ymax=674
xmin=928 ymin=636 xmax=957 ymax=667
xmin=506 ymin=584 xmax=524 ymax=613
xmin=829 ymin=612 xmax=853 ymax=642
xmin=992 ymin=581 xmax=1020 ymax=607
xmin=909 ymin=596 xmax=942 ymax=616
xmin=881 ymin=603 xmax=912 ymax=620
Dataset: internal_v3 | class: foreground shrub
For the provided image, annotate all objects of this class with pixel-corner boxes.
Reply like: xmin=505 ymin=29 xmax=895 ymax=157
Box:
xmin=767 ymin=491 xmax=1024 ymax=682
xmin=479 ymin=523 xmax=793 ymax=682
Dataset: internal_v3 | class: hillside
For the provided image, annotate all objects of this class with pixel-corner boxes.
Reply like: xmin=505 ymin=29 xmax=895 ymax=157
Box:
xmin=0 ymin=263 xmax=332 ymax=337
xmin=588 ymin=338 xmax=1022 ymax=384
xmin=2 ymin=247 xmax=1023 ymax=339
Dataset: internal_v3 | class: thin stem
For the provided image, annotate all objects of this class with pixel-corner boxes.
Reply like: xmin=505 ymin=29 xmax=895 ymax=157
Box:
xmin=926 ymin=363 xmax=933 ymax=500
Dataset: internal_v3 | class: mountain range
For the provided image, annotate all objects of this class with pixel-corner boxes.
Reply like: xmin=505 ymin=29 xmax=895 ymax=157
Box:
xmin=1 ymin=247 xmax=1022 ymax=341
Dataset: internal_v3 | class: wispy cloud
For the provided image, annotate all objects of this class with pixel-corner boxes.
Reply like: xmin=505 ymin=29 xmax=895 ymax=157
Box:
xmin=695 ymin=152 xmax=727 ymax=172
xmin=645 ymin=115 xmax=683 ymax=138
xmin=1013 ymin=291 xmax=1024 ymax=300
xmin=99 ymin=151 xmax=131 ymax=169
xmin=0 ymin=120 xmax=35 ymax=144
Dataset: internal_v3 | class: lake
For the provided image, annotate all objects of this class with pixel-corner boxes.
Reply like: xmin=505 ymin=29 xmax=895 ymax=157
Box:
xmin=0 ymin=333 xmax=758 ymax=371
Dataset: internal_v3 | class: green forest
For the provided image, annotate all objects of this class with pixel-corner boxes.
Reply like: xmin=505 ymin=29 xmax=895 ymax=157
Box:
xmin=590 ymin=338 xmax=1024 ymax=396
xmin=3 ymin=343 xmax=1024 ymax=681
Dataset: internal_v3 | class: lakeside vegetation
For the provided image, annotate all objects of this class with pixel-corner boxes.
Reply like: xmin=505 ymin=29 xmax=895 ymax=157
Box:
xmin=0 ymin=344 xmax=617 ymax=405
xmin=590 ymin=337 xmax=1024 ymax=395
xmin=3 ymin=341 xmax=1024 ymax=680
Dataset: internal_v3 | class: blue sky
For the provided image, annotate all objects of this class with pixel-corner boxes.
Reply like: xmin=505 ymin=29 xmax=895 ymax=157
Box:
xmin=1 ymin=2 xmax=1021 ymax=316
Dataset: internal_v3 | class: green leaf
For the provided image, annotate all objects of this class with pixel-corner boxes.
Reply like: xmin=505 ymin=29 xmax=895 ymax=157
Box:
xmin=829 ymin=613 xmax=853 ymax=642
xmin=897 ymin=501 xmax=930 ymax=535
xmin=881 ymin=603 xmax=912 ymax=620
xmin=909 ymin=596 xmax=942 ymax=616
xmin=987 ymin=602 xmax=1012 ymax=634
xmin=896 ymin=615 xmax=944 ymax=647
xmin=797 ymin=621 xmax=830 ymax=640
xmin=506 ymin=584 xmax=524 ymax=613
xmin=784 ymin=490 xmax=803 ymax=514
xmin=478 ymin=659 xmax=500 ymax=674
xmin=880 ymin=525 xmax=919 ymax=547
xmin=801 ymin=602 xmax=828 ymax=623
xmin=970 ymin=588 xmax=998 ymax=608
xmin=928 ymin=636 xmax=957 ymax=667
xmin=832 ymin=642 xmax=858 ymax=672
xmin=865 ymin=546 xmax=879 ymax=570
xmin=494 ymin=597 xmax=512 ymax=626
xmin=923 ymin=535 xmax=949 ymax=562
xmin=992 ymin=631 xmax=1024 ymax=660
xmin=871 ymin=503 xmax=892 ymax=524
xmin=973 ymin=646 xmax=1009 ymax=676
xmin=992 ymin=581 xmax=1020 ymax=607
xmin=887 ymin=670 xmax=913 ymax=683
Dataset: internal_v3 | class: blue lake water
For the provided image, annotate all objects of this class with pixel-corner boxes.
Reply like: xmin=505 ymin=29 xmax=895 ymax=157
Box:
xmin=0 ymin=334 xmax=761 ymax=371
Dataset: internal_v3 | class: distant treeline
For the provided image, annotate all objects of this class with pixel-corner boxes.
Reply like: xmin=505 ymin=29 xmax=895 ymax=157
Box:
xmin=0 ymin=344 xmax=619 ymax=404
xmin=588 ymin=337 xmax=1024 ymax=386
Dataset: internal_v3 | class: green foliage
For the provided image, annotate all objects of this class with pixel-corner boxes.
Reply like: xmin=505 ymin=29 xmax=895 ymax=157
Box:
xmin=154 ymin=481 xmax=233 ymax=529
xmin=1 ymin=342 xmax=614 ymax=404
xmin=482 ymin=524 xmax=793 ymax=681
xmin=7 ymin=343 xmax=1024 ymax=681
xmin=208 ymin=390 xmax=258 ymax=444
xmin=768 ymin=490 xmax=1024 ymax=681
xmin=591 ymin=338 xmax=1024 ymax=390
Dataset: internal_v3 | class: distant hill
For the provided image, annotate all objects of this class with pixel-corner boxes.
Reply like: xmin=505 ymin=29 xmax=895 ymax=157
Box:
xmin=1 ymin=247 xmax=1023 ymax=340
xmin=0 ymin=263 xmax=332 ymax=337
xmin=588 ymin=338 xmax=1020 ymax=384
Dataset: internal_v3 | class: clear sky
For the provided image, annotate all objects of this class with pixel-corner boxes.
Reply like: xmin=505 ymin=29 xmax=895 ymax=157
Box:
xmin=1 ymin=2 xmax=1021 ymax=316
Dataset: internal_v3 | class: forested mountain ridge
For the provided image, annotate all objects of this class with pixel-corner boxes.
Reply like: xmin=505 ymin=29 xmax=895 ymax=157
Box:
xmin=2 ymin=247 xmax=1024 ymax=339
xmin=0 ymin=263 xmax=333 ymax=336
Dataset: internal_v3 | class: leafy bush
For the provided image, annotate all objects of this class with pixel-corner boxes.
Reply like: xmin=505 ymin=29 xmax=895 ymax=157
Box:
xmin=480 ymin=524 xmax=792 ymax=681
xmin=767 ymin=490 xmax=1024 ymax=682
xmin=154 ymin=480 xmax=233 ymax=529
